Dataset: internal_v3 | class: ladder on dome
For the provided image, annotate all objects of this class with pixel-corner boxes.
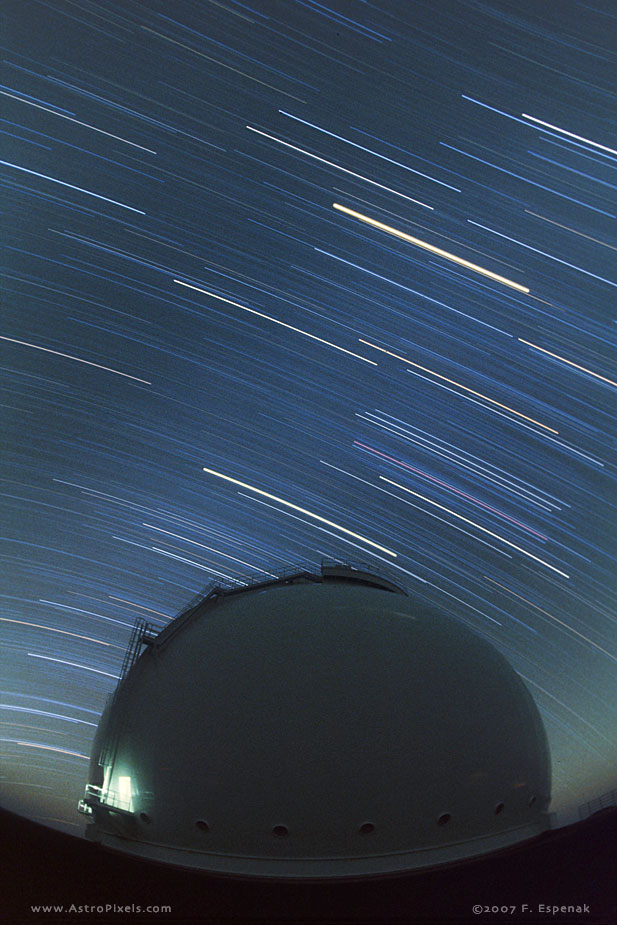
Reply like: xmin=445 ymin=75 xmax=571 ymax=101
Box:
xmin=97 ymin=617 xmax=156 ymax=773
xmin=119 ymin=616 xmax=156 ymax=680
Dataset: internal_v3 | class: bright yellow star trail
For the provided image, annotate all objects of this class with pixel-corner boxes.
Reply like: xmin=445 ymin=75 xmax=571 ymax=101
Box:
xmin=332 ymin=203 xmax=530 ymax=293
xmin=202 ymin=466 xmax=397 ymax=557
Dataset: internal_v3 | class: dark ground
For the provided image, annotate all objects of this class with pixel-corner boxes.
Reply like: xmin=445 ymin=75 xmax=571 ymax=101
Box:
xmin=1 ymin=806 xmax=615 ymax=925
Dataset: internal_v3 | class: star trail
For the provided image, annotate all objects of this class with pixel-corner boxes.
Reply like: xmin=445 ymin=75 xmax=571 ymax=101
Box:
xmin=1 ymin=0 xmax=616 ymax=834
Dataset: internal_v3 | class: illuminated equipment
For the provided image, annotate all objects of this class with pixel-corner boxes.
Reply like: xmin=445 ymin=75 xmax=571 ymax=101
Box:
xmin=79 ymin=562 xmax=551 ymax=878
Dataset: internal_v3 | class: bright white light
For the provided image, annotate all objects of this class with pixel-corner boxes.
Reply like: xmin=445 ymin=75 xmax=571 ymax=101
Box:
xmin=118 ymin=775 xmax=132 ymax=811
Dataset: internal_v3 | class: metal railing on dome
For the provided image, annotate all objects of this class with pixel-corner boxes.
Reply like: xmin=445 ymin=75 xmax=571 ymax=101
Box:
xmin=175 ymin=558 xmax=407 ymax=619
xmin=143 ymin=558 xmax=410 ymax=656
xmin=578 ymin=787 xmax=617 ymax=821
xmin=320 ymin=558 xmax=407 ymax=590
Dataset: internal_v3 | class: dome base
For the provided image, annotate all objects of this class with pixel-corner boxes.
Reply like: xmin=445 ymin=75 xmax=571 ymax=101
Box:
xmin=87 ymin=817 xmax=551 ymax=880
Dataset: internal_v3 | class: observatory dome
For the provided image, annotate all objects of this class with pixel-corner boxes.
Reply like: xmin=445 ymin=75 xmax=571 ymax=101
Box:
xmin=80 ymin=563 xmax=551 ymax=878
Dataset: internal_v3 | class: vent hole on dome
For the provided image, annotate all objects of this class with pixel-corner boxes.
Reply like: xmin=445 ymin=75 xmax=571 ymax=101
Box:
xmin=272 ymin=824 xmax=289 ymax=837
xmin=195 ymin=820 xmax=210 ymax=833
xmin=494 ymin=802 xmax=505 ymax=815
xmin=528 ymin=795 xmax=537 ymax=808
xmin=139 ymin=812 xmax=151 ymax=824
xmin=359 ymin=822 xmax=375 ymax=835
xmin=437 ymin=813 xmax=451 ymax=826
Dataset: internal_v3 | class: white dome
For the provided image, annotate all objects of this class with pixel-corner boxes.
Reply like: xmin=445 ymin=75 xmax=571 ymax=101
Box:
xmin=81 ymin=565 xmax=551 ymax=878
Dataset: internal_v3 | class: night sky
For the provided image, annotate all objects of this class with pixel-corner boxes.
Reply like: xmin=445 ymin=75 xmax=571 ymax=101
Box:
xmin=2 ymin=0 xmax=616 ymax=836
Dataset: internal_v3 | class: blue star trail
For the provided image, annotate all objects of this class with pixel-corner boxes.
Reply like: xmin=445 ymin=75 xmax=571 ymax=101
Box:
xmin=1 ymin=0 xmax=616 ymax=833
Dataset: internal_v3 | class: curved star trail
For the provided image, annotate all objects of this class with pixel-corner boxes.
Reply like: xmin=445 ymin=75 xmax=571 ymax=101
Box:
xmin=1 ymin=0 xmax=616 ymax=833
